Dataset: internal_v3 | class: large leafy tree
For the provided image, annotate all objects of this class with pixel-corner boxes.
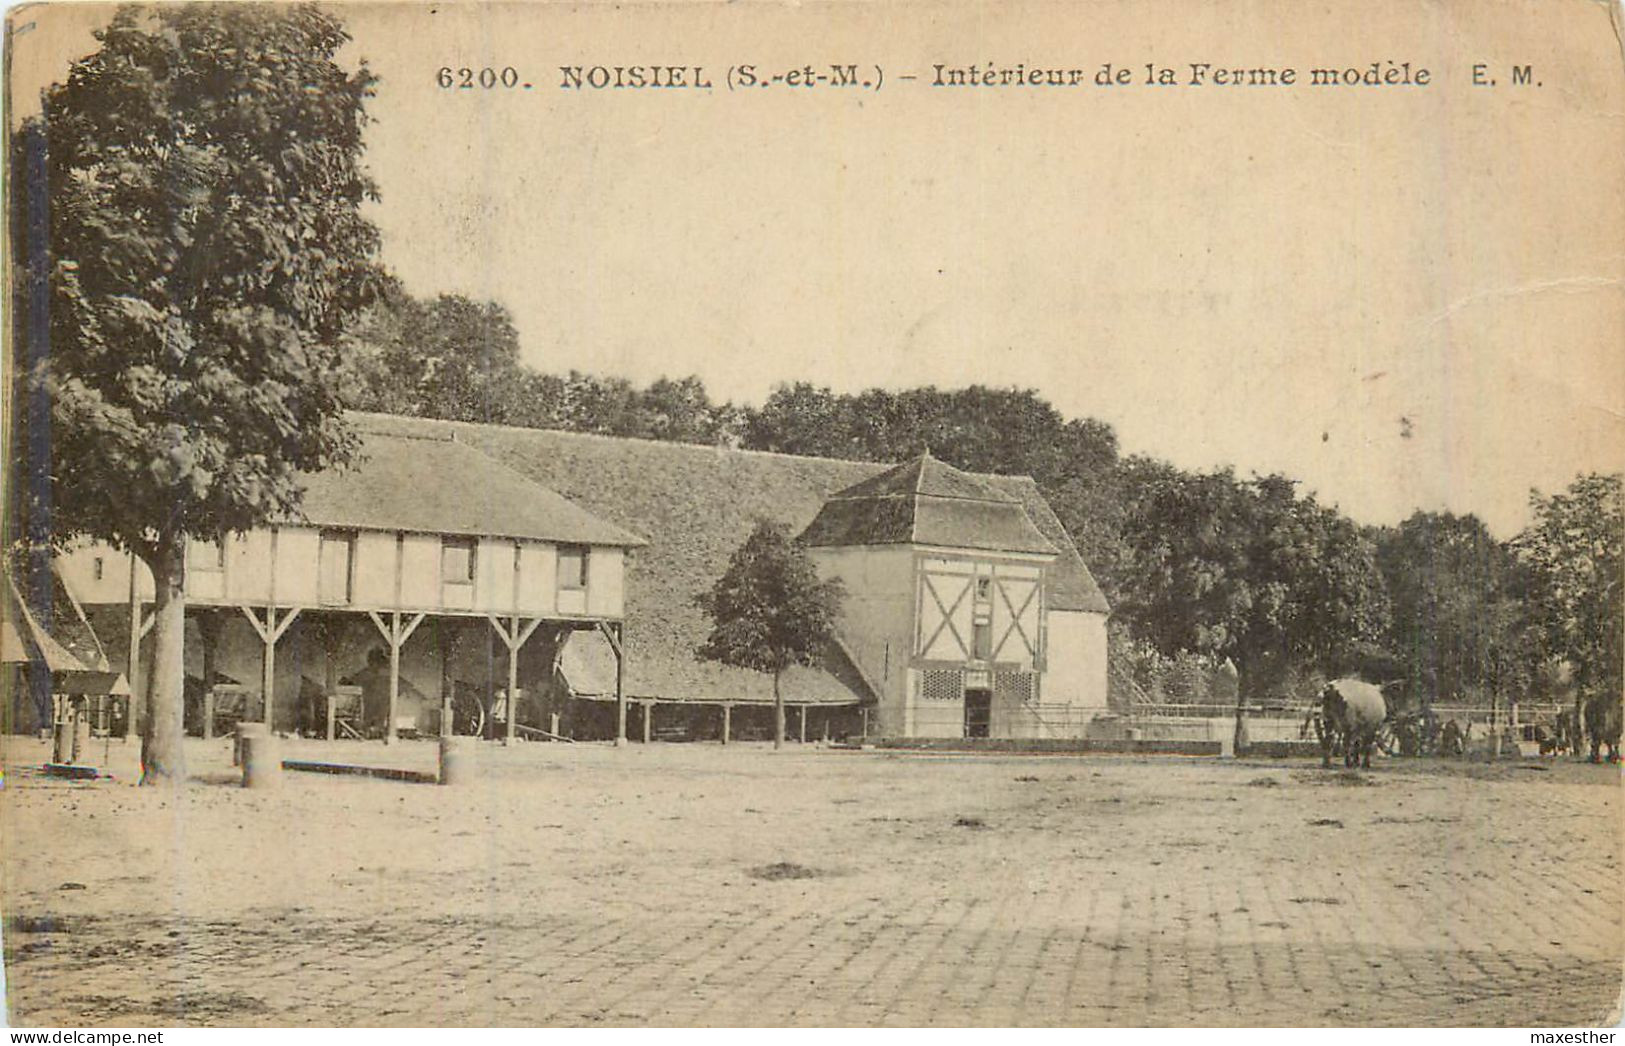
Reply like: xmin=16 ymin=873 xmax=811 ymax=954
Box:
xmin=1375 ymin=511 xmax=1531 ymax=708
xmin=15 ymin=5 xmax=382 ymax=783
xmin=695 ymin=521 xmax=845 ymax=749
xmin=346 ymin=288 xmax=526 ymax=423
xmin=1113 ymin=465 xmax=1388 ymax=744
xmin=1516 ymin=473 xmax=1623 ymax=738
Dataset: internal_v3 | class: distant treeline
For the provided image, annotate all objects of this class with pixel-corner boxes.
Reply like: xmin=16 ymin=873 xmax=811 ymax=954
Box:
xmin=345 ymin=291 xmax=1622 ymax=714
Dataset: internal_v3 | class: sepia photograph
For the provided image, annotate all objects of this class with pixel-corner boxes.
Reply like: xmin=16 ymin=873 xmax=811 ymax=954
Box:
xmin=1 ymin=0 xmax=1621 ymax=1030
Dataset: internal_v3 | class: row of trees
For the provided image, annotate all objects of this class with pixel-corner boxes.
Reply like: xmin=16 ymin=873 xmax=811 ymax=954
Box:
xmin=343 ymin=291 xmax=1621 ymax=719
xmin=11 ymin=6 xmax=1619 ymax=779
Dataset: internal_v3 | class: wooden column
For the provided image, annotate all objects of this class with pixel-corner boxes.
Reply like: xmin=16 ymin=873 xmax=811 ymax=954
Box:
xmin=197 ymin=611 xmax=219 ymax=740
xmin=642 ymin=700 xmax=653 ymax=744
xmin=388 ymin=615 xmax=401 ymax=743
xmin=799 ymin=705 xmax=807 ymax=744
xmin=241 ymin=606 xmax=300 ymax=731
xmin=368 ymin=610 xmax=425 ymax=745
xmin=597 ymin=621 xmax=627 ymax=747
xmin=323 ymin=619 xmax=340 ymax=741
xmin=439 ymin=620 xmax=453 ymax=739
xmin=489 ymin=616 xmax=543 ymax=746
xmin=721 ymin=703 xmax=732 ymax=745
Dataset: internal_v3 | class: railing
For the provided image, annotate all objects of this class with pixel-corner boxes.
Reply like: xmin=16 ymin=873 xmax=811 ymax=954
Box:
xmin=1125 ymin=701 xmax=1569 ymax=725
xmin=1128 ymin=702 xmax=1306 ymax=720
xmin=1022 ymin=703 xmax=1096 ymax=737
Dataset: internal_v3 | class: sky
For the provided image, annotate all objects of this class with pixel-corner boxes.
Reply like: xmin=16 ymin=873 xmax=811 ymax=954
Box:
xmin=7 ymin=0 xmax=1623 ymax=537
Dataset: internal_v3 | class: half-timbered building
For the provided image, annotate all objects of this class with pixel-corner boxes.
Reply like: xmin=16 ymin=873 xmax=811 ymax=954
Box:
xmin=48 ymin=411 xmax=1110 ymax=743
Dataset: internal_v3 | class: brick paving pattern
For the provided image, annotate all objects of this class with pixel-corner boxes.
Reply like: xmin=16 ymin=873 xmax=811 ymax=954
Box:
xmin=2 ymin=739 xmax=1619 ymax=1026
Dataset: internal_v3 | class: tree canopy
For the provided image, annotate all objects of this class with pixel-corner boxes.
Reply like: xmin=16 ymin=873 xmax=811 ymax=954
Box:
xmin=695 ymin=521 xmax=845 ymax=748
xmin=1516 ymin=474 xmax=1623 ymax=706
xmin=15 ymin=4 xmax=382 ymax=781
xmin=1112 ymin=466 xmax=1387 ymax=701
xmin=1375 ymin=511 xmax=1530 ymax=706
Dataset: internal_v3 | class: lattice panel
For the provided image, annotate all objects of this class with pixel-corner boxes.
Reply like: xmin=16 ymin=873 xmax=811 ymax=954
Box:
xmin=922 ymin=669 xmax=965 ymax=702
xmin=995 ymin=671 xmax=1036 ymax=705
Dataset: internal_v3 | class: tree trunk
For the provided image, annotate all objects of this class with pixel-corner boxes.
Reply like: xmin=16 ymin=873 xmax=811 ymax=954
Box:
xmin=1231 ymin=659 xmax=1251 ymax=758
xmin=773 ymin=668 xmax=784 ymax=751
xmin=140 ymin=535 xmax=187 ymax=786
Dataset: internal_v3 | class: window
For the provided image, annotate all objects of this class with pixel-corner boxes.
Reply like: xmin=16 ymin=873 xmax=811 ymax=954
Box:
xmin=187 ymin=538 xmax=225 ymax=572
xmin=558 ymin=545 xmax=589 ymax=590
xmin=441 ymin=538 xmax=476 ymax=585
xmin=973 ymin=620 xmax=992 ymax=661
xmin=318 ymin=531 xmax=354 ymax=605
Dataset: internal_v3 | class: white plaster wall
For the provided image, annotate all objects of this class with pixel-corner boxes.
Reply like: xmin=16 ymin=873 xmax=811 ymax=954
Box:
xmin=1046 ymin=610 xmax=1109 ymax=717
xmin=586 ymin=548 xmax=625 ymax=618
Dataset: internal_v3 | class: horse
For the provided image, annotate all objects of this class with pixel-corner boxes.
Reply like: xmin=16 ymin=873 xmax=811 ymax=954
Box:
xmin=1320 ymin=678 xmax=1387 ymax=769
xmin=1583 ymin=693 xmax=1621 ymax=764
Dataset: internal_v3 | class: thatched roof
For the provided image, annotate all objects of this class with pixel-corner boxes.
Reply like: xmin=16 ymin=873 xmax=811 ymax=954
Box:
xmin=296 ymin=425 xmax=645 ymax=548
xmin=800 ymin=452 xmax=1058 ymax=555
xmin=345 ymin=412 xmax=1110 ymax=705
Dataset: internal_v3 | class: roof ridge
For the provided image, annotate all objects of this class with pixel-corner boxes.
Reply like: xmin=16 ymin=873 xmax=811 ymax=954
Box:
xmin=348 ymin=410 xmax=897 ymax=474
xmin=348 ymin=410 xmax=1048 ymax=488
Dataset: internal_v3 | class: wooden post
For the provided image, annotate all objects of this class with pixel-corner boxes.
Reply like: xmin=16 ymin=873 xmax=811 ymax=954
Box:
xmin=597 ymin=621 xmax=628 ymax=747
xmin=387 ymin=610 xmax=401 ymax=744
xmin=324 ymin=619 xmax=339 ymax=742
xmin=262 ymin=612 xmax=277 ymax=729
xmin=367 ymin=610 xmax=423 ymax=746
xmin=198 ymin=612 xmax=218 ymax=741
xmin=125 ymin=559 xmax=140 ymax=741
xmin=440 ymin=620 xmax=453 ymax=739
xmin=614 ymin=624 xmax=627 ymax=747
xmin=506 ymin=616 xmax=520 ymax=746
xmin=642 ymin=700 xmax=653 ymax=744
xmin=486 ymin=616 xmax=542 ymax=746
xmin=721 ymin=702 xmax=732 ymax=745
xmin=799 ymin=705 xmax=807 ymax=744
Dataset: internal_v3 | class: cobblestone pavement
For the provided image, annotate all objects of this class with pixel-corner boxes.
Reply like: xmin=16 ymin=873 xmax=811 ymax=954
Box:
xmin=3 ymin=738 xmax=1620 ymax=1026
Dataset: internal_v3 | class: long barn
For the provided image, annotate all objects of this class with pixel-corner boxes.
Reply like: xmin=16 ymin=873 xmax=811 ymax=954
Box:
xmin=48 ymin=412 xmax=1111 ymax=743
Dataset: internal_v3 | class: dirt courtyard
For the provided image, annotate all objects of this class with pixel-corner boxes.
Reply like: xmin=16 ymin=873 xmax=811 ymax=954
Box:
xmin=1 ymin=736 xmax=1620 ymax=1027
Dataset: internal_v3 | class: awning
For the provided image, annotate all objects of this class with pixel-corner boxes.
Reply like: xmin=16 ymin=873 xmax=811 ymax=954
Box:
xmin=4 ymin=575 xmax=93 ymax=671
xmin=4 ymin=573 xmax=129 ymax=693
xmin=56 ymin=669 xmax=131 ymax=697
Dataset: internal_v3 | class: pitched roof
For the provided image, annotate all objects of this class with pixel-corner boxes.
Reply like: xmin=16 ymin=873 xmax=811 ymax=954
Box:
xmin=800 ymin=452 xmax=1058 ymax=555
xmin=293 ymin=424 xmax=646 ymax=547
xmin=2 ymin=575 xmax=88 ymax=670
xmin=833 ymin=452 xmax=1013 ymax=503
xmin=345 ymin=412 xmax=1111 ymax=704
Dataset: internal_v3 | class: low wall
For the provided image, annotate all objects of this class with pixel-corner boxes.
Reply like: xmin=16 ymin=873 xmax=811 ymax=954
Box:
xmin=872 ymin=737 xmax=1223 ymax=757
xmin=1088 ymin=715 xmax=1307 ymax=744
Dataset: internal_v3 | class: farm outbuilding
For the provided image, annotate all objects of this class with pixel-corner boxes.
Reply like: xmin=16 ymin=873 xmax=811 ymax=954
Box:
xmin=46 ymin=411 xmax=1111 ymax=743
xmin=54 ymin=421 xmax=646 ymax=744
xmin=352 ymin=413 xmax=1112 ymax=741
